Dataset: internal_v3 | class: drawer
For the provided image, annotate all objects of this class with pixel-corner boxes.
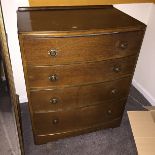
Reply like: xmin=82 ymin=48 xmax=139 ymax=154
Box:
xmin=27 ymin=55 xmax=137 ymax=88
xmin=32 ymin=99 xmax=126 ymax=135
xmin=21 ymin=31 xmax=144 ymax=65
xmin=30 ymin=77 xmax=131 ymax=112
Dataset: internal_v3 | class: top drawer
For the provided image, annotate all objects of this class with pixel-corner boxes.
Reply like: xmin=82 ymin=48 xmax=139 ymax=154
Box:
xmin=20 ymin=31 xmax=144 ymax=66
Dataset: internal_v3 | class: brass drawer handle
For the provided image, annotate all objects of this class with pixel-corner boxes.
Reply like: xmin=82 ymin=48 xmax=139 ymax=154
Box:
xmin=48 ymin=49 xmax=58 ymax=57
xmin=113 ymin=66 xmax=121 ymax=73
xmin=52 ymin=118 xmax=59 ymax=125
xmin=107 ymin=109 xmax=112 ymax=115
xmin=111 ymin=89 xmax=118 ymax=95
xmin=49 ymin=74 xmax=58 ymax=82
xmin=119 ymin=41 xmax=128 ymax=50
xmin=50 ymin=98 xmax=59 ymax=104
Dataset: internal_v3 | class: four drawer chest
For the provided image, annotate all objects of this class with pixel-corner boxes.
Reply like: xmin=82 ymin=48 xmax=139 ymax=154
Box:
xmin=17 ymin=5 xmax=146 ymax=144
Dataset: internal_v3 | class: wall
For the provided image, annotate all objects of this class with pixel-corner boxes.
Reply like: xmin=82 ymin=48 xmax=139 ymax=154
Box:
xmin=114 ymin=3 xmax=152 ymax=24
xmin=1 ymin=0 xmax=29 ymax=102
xmin=1 ymin=1 xmax=155 ymax=104
xmin=115 ymin=3 xmax=155 ymax=105
xmin=133 ymin=4 xmax=155 ymax=105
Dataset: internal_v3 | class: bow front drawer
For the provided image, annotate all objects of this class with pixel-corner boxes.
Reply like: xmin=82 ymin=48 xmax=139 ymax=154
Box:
xmin=21 ymin=31 xmax=144 ymax=65
xmin=30 ymin=77 xmax=131 ymax=112
xmin=33 ymin=99 xmax=126 ymax=135
xmin=27 ymin=55 xmax=137 ymax=88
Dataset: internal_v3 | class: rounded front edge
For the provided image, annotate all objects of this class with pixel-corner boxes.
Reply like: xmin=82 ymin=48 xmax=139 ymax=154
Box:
xmin=33 ymin=117 xmax=122 ymax=145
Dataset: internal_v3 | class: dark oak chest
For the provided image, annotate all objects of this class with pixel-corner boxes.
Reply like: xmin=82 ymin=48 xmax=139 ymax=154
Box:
xmin=17 ymin=5 xmax=146 ymax=144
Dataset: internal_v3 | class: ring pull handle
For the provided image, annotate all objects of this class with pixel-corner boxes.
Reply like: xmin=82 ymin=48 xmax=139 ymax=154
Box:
xmin=107 ymin=109 xmax=112 ymax=115
xmin=49 ymin=74 xmax=58 ymax=82
xmin=50 ymin=98 xmax=59 ymax=104
xmin=52 ymin=118 xmax=59 ymax=125
xmin=111 ymin=89 xmax=118 ymax=95
xmin=48 ymin=49 xmax=58 ymax=57
xmin=113 ymin=66 xmax=121 ymax=73
xmin=119 ymin=41 xmax=128 ymax=50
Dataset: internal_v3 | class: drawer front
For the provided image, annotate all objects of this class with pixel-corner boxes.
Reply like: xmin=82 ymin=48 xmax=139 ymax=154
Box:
xmin=33 ymin=99 xmax=126 ymax=135
xmin=21 ymin=31 xmax=144 ymax=65
xmin=27 ymin=55 xmax=137 ymax=88
xmin=30 ymin=77 xmax=131 ymax=112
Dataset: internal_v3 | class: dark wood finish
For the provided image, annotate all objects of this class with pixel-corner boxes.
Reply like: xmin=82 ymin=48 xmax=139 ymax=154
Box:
xmin=18 ymin=5 xmax=114 ymax=11
xmin=17 ymin=6 xmax=146 ymax=144
xmin=33 ymin=98 xmax=126 ymax=135
xmin=22 ymin=31 xmax=144 ymax=66
xmin=30 ymin=77 xmax=131 ymax=112
xmin=27 ymin=55 xmax=137 ymax=88
xmin=17 ymin=6 xmax=145 ymax=34
xmin=34 ymin=117 xmax=122 ymax=144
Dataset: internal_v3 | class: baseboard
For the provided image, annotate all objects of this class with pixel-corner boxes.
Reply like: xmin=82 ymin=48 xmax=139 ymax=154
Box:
xmin=19 ymin=95 xmax=28 ymax=103
xmin=132 ymin=79 xmax=155 ymax=106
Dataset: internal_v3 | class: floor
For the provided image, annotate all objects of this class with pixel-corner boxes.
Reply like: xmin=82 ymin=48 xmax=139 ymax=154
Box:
xmin=0 ymin=81 xmax=20 ymax=155
xmin=20 ymin=86 xmax=151 ymax=155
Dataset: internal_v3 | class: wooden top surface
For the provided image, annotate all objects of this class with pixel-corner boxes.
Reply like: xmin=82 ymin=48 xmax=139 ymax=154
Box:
xmin=17 ymin=6 xmax=146 ymax=35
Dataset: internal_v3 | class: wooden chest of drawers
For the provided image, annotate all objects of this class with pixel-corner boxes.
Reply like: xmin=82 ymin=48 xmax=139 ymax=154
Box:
xmin=17 ymin=5 xmax=146 ymax=144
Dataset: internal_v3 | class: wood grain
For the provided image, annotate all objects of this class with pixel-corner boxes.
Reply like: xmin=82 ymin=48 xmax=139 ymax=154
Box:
xmin=34 ymin=117 xmax=122 ymax=144
xmin=30 ymin=77 xmax=132 ymax=112
xmin=18 ymin=6 xmax=146 ymax=144
xmin=33 ymin=98 xmax=126 ymax=135
xmin=22 ymin=31 xmax=144 ymax=66
xmin=17 ymin=6 xmax=146 ymax=34
xmin=27 ymin=55 xmax=137 ymax=88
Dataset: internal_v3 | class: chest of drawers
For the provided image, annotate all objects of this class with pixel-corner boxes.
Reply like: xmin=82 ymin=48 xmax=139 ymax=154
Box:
xmin=17 ymin=5 xmax=146 ymax=144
